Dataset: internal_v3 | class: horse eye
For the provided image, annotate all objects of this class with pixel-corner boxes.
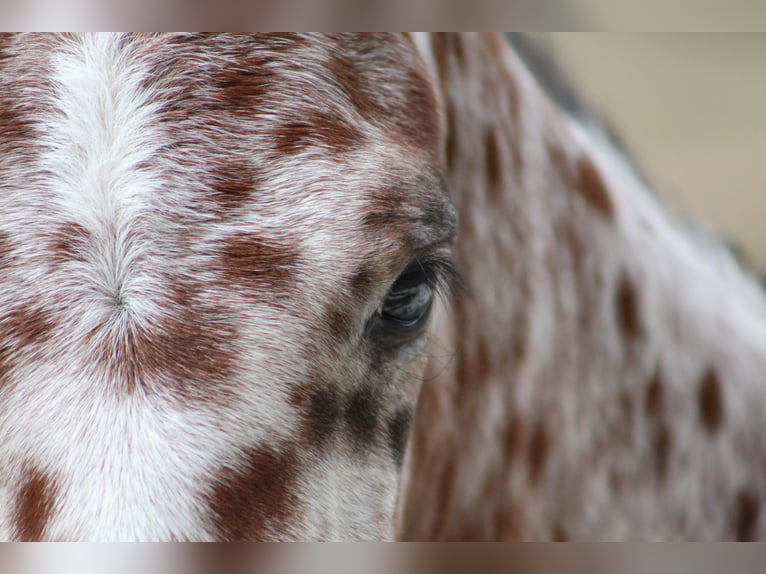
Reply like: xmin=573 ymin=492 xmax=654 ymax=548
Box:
xmin=379 ymin=264 xmax=435 ymax=331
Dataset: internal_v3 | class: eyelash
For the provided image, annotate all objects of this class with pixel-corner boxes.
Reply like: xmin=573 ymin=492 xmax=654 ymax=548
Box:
xmin=413 ymin=253 xmax=463 ymax=303
xmin=372 ymin=253 xmax=464 ymax=342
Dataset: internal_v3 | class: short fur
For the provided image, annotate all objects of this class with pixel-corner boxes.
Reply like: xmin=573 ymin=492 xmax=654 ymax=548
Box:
xmin=1 ymin=33 xmax=765 ymax=541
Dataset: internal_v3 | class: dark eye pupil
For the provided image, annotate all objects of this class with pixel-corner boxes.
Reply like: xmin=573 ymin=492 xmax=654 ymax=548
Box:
xmin=381 ymin=270 xmax=434 ymax=327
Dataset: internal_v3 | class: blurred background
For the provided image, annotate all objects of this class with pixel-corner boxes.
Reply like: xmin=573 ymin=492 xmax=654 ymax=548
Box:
xmin=543 ymin=34 xmax=766 ymax=271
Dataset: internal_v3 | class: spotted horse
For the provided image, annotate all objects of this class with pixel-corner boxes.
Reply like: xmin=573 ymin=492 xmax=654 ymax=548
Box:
xmin=0 ymin=33 xmax=764 ymax=541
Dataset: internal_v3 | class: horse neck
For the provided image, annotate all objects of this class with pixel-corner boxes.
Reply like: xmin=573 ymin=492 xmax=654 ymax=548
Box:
xmin=400 ymin=32 xmax=766 ymax=541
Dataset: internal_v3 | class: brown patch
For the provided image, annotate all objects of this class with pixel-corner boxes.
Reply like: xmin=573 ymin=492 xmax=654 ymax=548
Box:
xmin=17 ymin=304 xmax=56 ymax=347
xmin=484 ymin=129 xmax=502 ymax=198
xmin=652 ymin=423 xmax=672 ymax=481
xmin=271 ymin=109 xmax=363 ymax=155
xmin=0 ymin=343 xmax=9 ymax=384
xmin=98 ymin=285 xmax=238 ymax=398
xmin=388 ymin=63 xmax=441 ymax=154
xmin=619 ymin=391 xmax=634 ymax=427
xmin=528 ymin=422 xmax=550 ymax=485
xmin=615 ymin=273 xmax=643 ymax=339
xmin=345 ymin=387 xmax=382 ymax=450
xmin=0 ymin=51 xmax=51 ymax=159
xmin=49 ymin=221 xmax=90 ymax=263
xmin=553 ymin=523 xmax=569 ymax=542
xmin=220 ymin=233 xmax=300 ymax=294
xmin=0 ymin=230 xmax=11 ymax=265
xmin=0 ymin=33 xmax=11 ymax=55
xmin=644 ymin=369 xmax=671 ymax=480
xmin=573 ymin=156 xmax=615 ymax=218
xmin=645 ymin=369 xmax=665 ymax=418
xmin=454 ymin=330 xmax=492 ymax=392
xmin=361 ymin=183 xmax=410 ymax=235
xmin=361 ymin=206 xmax=402 ymax=231
xmin=0 ymin=302 xmax=57 ymax=358
xmin=733 ymin=490 xmax=760 ymax=541
xmin=208 ymin=161 xmax=260 ymax=212
xmin=549 ymin=143 xmax=615 ymax=219
xmin=212 ymin=57 xmax=276 ymax=117
xmin=13 ymin=467 xmax=56 ymax=541
xmin=331 ymin=35 xmax=440 ymax=153
xmin=504 ymin=417 xmax=526 ymax=461
xmin=321 ymin=267 xmax=376 ymax=343
xmin=207 ymin=446 xmax=301 ymax=541
xmin=698 ymin=367 xmax=724 ymax=433
xmin=327 ymin=50 xmax=370 ymax=113
xmin=325 ymin=307 xmax=355 ymax=343
xmin=293 ymin=384 xmax=343 ymax=449
xmin=386 ymin=408 xmax=413 ymax=469
xmin=0 ymin=93 xmax=36 ymax=154
xmin=349 ymin=266 xmax=376 ymax=300
xmin=444 ymin=101 xmax=458 ymax=169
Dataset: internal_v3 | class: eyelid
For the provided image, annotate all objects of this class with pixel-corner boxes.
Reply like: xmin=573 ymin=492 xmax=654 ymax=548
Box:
xmin=409 ymin=252 xmax=464 ymax=302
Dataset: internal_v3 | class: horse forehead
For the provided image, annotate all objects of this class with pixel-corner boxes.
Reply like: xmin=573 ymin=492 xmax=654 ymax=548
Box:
xmin=1 ymin=32 xmax=449 ymax=257
xmin=129 ymin=33 xmax=443 ymax=157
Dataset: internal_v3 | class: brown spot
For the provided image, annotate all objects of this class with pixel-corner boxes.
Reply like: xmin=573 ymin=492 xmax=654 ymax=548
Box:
xmin=733 ymin=490 xmax=760 ymax=541
xmin=17 ymin=304 xmax=56 ymax=346
xmin=349 ymin=266 xmax=375 ymax=299
xmin=0 ymin=42 xmax=53 ymax=159
xmin=444 ymin=101 xmax=458 ymax=169
xmin=361 ymin=183 xmax=410 ymax=234
xmin=485 ymin=129 xmax=502 ymax=198
xmin=553 ymin=523 xmax=569 ymax=542
xmin=386 ymin=408 xmax=413 ymax=469
xmin=528 ymin=422 xmax=550 ymax=485
xmin=652 ymin=423 xmax=672 ymax=481
xmin=574 ymin=156 xmax=615 ymax=218
xmin=271 ymin=110 xmax=363 ymax=155
xmin=325 ymin=307 xmax=355 ymax=343
xmin=698 ymin=367 xmax=724 ymax=433
xmin=220 ymin=233 xmax=300 ymax=293
xmin=504 ymin=417 xmax=526 ymax=461
xmin=361 ymin=207 xmax=402 ymax=231
xmin=0 ymin=302 xmax=57 ymax=361
xmin=0 ymin=33 xmax=11 ymax=56
xmin=619 ymin=391 xmax=634 ymax=426
xmin=321 ymin=267 xmax=377 ymax=343
xmin=345 ymin=387 xmax=381 ymax=450
xmin=389 ymin=67 xmax=441 ymax=153
xmin=13 ymin=467 xmax=56 ymax=541
xmin=207 ymin=446 xmax=301 ymax=541
xmin=0 ymin=231 xmax=11 ymax=265
xmin=0 ymin=344 xmax=9 ymax=383
xmin=49 ymin=221 xmax=90 ymax=263
xmin=208 ymin=161 xmax=260 ymax=211
xmin=0 ymin=93 xmax=36 ymax=154
xmin=327 ymin=50 xmax=372 ymax=115
xmin=331 ymin=35 xmax=440 ymax=153
xmin=454 ymin=325 xmax=492 ymax=392
xmin=212 ymin=58 xmax=275 ymax=117
xmin=549 ymin=143 xmax=615 ymax=219
xmin=616 ymin=273 xmax=643 ymax=339
xmin=293 ymin=384 xmax=343 ymax=449
xmin=644 ymin=369 xmax=671 ymax=480
xmin=96 ymin=284 xmax=238 ymax=398
xmin=645 ymin=369 xmax=665 ymax=418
